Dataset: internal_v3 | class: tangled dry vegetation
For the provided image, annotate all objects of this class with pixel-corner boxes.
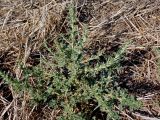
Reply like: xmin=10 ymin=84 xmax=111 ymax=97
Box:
xmin=0 ymin=0 xmax=160 ymax=120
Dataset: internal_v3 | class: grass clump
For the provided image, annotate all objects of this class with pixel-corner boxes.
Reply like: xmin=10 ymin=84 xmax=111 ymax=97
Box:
xmin=0 ymin=4 xmax=141 ymax=120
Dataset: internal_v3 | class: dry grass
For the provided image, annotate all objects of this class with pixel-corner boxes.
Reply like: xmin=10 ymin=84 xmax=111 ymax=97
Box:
xmin=0 ymin=0 xmax=160 ymax=119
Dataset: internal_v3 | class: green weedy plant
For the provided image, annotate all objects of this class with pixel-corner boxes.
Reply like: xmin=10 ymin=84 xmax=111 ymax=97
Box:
xmin=154 ymin=47 xmax=160 ymax=79
xmin=0 ymin=4 xmax=142 ymax=120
